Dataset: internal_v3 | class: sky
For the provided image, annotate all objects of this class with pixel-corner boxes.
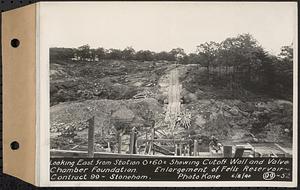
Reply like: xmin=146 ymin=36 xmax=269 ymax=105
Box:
xmin=40 ymin=2 xmax=297 ymax=55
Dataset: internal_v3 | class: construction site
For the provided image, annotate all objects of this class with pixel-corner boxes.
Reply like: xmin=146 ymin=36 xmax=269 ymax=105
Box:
xmin=50 ymin=59 xmax=293 ymax=158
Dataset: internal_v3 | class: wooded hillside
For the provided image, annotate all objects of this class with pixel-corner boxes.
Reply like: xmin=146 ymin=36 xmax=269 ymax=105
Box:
xmin=50 ymin=34 xmax=293 ymax=101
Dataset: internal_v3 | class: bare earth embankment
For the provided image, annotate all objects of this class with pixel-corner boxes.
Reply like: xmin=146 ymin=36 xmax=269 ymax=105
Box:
xmin=50 ymin=60 xmax=293 ymax=152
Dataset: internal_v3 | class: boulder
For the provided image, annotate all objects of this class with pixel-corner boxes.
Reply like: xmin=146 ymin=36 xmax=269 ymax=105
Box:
xmin=229 ymin=106 xmax=239 ymax=116
xmin=112 ymin=107 xmax=135 ymax=122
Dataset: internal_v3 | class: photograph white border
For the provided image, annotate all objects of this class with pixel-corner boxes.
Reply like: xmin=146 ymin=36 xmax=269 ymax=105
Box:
xmin=38 ymin=1 xmax=298 ymax=187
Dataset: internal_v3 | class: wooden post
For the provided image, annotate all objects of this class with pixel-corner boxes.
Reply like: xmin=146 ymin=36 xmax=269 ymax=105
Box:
xmin=129 ymin=128 xmax=136 ymax=154
xmin=87 ymin=116 xmax=95 ymax=158
xmin=117 ymin=132 xmax=122 ymax=153
xmin=151 ymin=128 xmax=155 ymax=155
xmin=193 ymin=140 xmax=198 ymax=156
xmin=129 ymin=131 xmax=133 ymax=154
xmin=107 ymin=142 xmax=111 ymax=152
xmin=133 ymin=128 xmax=137 ymax=154
xmin=144 ymin=142 xmax=148 ymax=155
xmin=148 ymin=142 xmax=152 ymax=155
xmin=138 ymin=145 xmax=141 ymax=154
xmin=187 ymin=144 xmax=190 ymax=156
xmin=174 ymin=144 xmax=178 ymax=156
xmin=179 ymin=143 xmax=182 ymax=156
xmin=189 ymin=139 xmax=192 ymax=156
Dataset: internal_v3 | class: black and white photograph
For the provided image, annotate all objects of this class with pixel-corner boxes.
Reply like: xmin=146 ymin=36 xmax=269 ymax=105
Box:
xmin=1 ymin=1 xmax=297 ymax=186
xmin=48 ymin=2 xmax=295 ymax=160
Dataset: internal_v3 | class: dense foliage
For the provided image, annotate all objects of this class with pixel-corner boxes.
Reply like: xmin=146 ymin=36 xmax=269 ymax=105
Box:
xmin=50 ymin=34 xmax=293 ymax=100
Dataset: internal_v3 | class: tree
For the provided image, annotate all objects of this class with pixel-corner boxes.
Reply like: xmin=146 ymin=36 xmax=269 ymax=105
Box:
xmin=186 ymin=53 xmax=200 ymax=64
xmin=90 ymin=48 xmax=96 ymax=61
xmin=77 ymin=44 xmax=90 ymax=61
xmin=170 ymin=48 xmax=186 ymax=62
xmin=122 ymin=47 xmax=135 ymax=60
xmin=50 ymin=48 xmax=75 ymax=61
xmin=154 ymin=51 xmax=174 ymax=61
xmin=272 ymin=45 xmax=293 ymax=99
xmin=218 ymin=34 xmax=265 ymax=88
xmin=196 ymin=41 xmax=220 ymax=80
xmin=135 ymin=50 xmax=154 ymax=61
xmin=106 ymin=48 xmax=123 ymax=59
xmin=279 ymin=45 xmax=293 ymax=64
xmin=95 ymin=47 xmax=106 ymax=60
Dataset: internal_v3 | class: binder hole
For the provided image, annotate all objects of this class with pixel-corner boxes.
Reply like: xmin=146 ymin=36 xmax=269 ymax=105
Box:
xmin=10 ymin=141 xmax=19 ymax=150
xmin=11 ymin=39 xmax=20 ymax=48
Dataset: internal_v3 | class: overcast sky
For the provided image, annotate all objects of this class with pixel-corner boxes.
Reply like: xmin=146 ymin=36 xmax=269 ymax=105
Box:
xmin=40 ymin=2 xmax=297 ymax=55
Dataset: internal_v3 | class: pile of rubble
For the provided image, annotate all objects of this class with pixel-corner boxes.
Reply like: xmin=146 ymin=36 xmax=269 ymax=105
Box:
xmin=51 ymin=120 xmax=89 ymax=138
xmin=185 ymin=99 xmax=293 ymax=143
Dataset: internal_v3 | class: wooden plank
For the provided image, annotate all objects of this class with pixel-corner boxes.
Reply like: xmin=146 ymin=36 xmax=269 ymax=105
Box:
xmin=274 ymin=143 xmax=291 ymax=155
xmin=270 ymin=151 xmax=278 ymax=157
xmin=51 ymin=149 xmax=216 ymax=158
xmin=87 ymin=116 xmax=95 ymax=158
xmin=153 ymin=144 xmax=174 ymax=155
xmin=137 ymin=138 xmax=190 ymax=143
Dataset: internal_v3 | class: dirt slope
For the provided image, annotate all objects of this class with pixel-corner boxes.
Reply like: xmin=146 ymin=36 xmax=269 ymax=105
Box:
xmin=50 ymin=60 xmax=293 ymax=151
